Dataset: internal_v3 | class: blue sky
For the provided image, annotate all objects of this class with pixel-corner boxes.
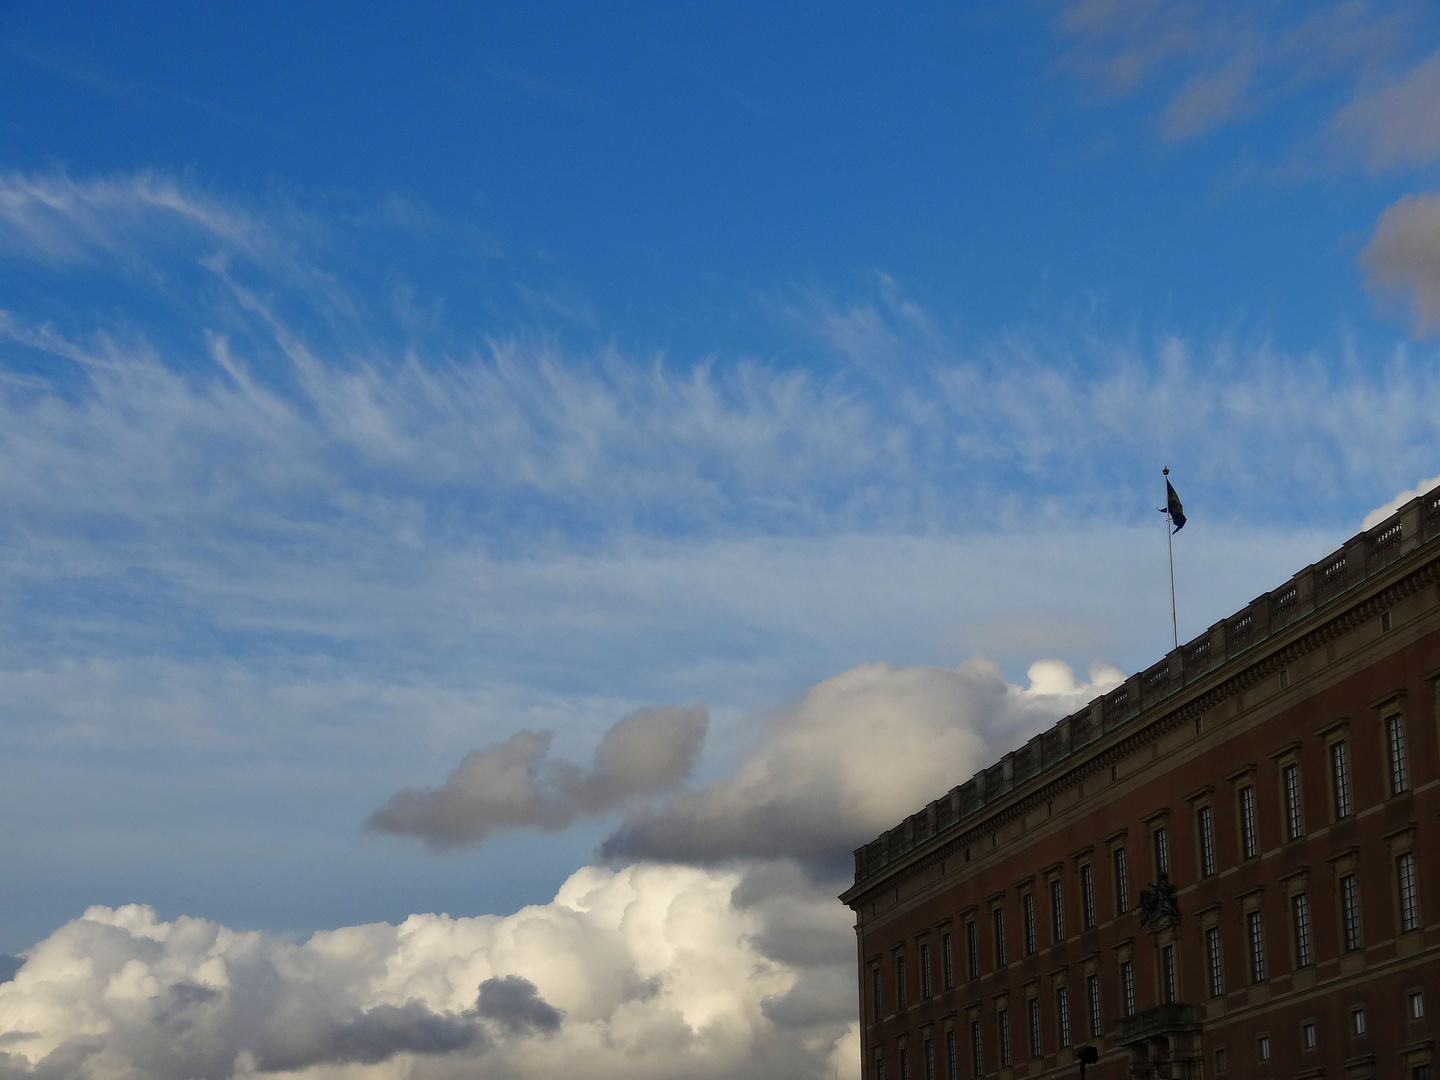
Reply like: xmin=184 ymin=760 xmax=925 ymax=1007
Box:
xmin=3 ymin=3 xmax=1440 ymax=1078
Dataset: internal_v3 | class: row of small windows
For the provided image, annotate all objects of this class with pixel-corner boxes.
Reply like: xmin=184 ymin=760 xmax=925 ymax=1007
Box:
xmin=872 ymin=985 xmax=1427 ymax=1079
xmin=873 ymin=850 xmax=1422 ymax=1021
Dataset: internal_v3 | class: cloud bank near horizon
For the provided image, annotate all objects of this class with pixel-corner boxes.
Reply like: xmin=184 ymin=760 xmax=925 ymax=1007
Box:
xmin=0 ymin=865 xmax=857 ymax=1080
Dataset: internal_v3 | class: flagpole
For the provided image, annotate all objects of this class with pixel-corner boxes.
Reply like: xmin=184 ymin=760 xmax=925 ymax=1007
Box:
xmin=1163 ymin=466 xmax=1178 ymax=650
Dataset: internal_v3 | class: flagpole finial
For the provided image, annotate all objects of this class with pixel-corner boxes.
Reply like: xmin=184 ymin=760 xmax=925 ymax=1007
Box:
xmin=1163 ymin=466 xmax=1169 ymax=476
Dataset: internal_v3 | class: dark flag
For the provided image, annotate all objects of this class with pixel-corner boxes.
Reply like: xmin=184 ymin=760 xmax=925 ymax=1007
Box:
xmin=1166 ymin=480 xmax=1186 ymax=532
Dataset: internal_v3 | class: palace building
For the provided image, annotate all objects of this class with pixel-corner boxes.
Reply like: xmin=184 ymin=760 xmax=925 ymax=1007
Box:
xmin=840 ymin=488 xmax=1440 ymax=1080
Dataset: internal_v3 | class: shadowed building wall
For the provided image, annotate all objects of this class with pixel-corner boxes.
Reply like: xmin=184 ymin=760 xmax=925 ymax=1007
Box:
xmin=841 ymin=489 xmax=1440 ymax=1080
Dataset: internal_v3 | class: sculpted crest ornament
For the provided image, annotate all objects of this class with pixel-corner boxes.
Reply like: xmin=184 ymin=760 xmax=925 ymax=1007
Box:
xmin=1137 ymin=874 xmax=1180 ymax=929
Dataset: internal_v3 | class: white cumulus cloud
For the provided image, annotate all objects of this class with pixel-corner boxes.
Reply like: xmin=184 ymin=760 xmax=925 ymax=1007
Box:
xmin=601 ymin=656 xmax=1122 ymax=868
xmin=0 ymin=864 xmax=858 ymax=1080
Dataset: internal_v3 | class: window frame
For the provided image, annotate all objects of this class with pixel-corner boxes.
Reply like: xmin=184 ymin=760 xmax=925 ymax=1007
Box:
xmin=1021 ymin=892 xmax=1037 ymax=956
xmin=1205 ymin=924 xmax=1224 ymax=998
xmin=1386 ymin=712 xmax=1411 ymax=796
xmin=1247 ymin=910 xmax=1267 ymax=984
xmin=1026 ymin=995 xmax=1041 ymax=1059
xmin=1398 ymin=850 xmax=1421 ymax=933
xmin=1196 ymin=804 xmax=1216 ymax=877
xmin=1080 ymin=863 xmax=1097 ymax=929
xmin=1113 ymin=847 xmax=1130 ymax=915
xmin=992 ymin=906 xmax=1007 ymax=968
xmin=1340 ymin=873 xmax=1363 ymax=952
xmin=1161 ymin=942 xmax=1177 ymax=1003
xmin=1329 ymin=738 xmax=1353 ymax=820
xmin=1238 ymin=785 xmax=1259 ymax=860
xmin=1281 ymin=761 xmax=1304 ymax=841
xmin=1086 ymin=972 xmax=1101 ymax=1039
xmin=1292 ymin=892 xmax=1313 ymax=969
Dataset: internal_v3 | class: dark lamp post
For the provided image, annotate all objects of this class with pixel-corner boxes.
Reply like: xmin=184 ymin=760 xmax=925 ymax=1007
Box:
xmin=1076 ymin=1045 xmax=1099 ymax=1078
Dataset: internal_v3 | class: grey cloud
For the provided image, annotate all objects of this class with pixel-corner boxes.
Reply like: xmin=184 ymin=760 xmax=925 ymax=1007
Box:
xmin=475 ymin=975 xmax=563 ymax=1034
xmin=1360 ymin=192 xmax=1440 ymax=335
xmin=256 ymin=1001 xmax=484 ymax=1072
xmin=0 ymin=958 xmax=19 ymax=984
xmin=1160 ymin=51 xmax=1256 ymax=140
xmin=152 ymin=981 xmax=220 ymax=1033
xmin=760 ymin=966 xmax=855 ymax=1030
xmin=1333 ymin=49 xmax=1440 ymax=171
xmin=367 ymin=705 xmax=707 ymax=851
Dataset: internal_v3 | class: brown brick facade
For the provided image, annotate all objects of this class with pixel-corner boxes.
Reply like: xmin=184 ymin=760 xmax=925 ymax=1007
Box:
xmin=841 ymin=489 xmax=1440 ymax=1080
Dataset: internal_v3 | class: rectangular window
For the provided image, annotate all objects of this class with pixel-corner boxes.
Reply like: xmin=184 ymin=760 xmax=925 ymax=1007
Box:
xmin=1301 ymin=1020 xmax=1316 ymax=1049
xmin=1410 ymin=989 xmax=1425 ymax=1020
xmin=1027 ymin=997 xmax=1041 ymax=1058
xmin=997 ymin=1010 xmax=1011 ymax=1068
xmin=1257 ymin=1033 xmax=1270 ymax=1062
xmin=923 ymin=1038 xmax=934 ymax=1080
xmin=1205 ymin=926 xmax=1224 ymax=997
xmin=1056 ymin=988 xmax=1071 ymax=1048
xmin=1081 ymin=864 xmax=1097 ymax=928
xmin=900 ymin=1047 xmax=909 ymax=1080
xmin=1214 ymin=1047 xmax=1228 ymax=1074
xmin=1154 ymin=826 xmax=1170 ymax=879
xmin=1292 ymin=893 xmax=1312 ymax=968
xmin=1050 ymin=878 xmax=1066 ymax=943
xmin=1239 ymin=786 xmax=1258 ymax=859
xmin=1121 ymin=960 xmax=1136 ymax=1015
xmin=1022 ymin=893 xmax=1036 ymax=955
xmin=872 ymin=966 xmax=883 ymax=1020
xmin=1114 ymin=848 xmax=1130 ymax=914
xmin=1341 ymin=874 xmax=1362 ymax=951
xmin=921 ymin=943 xmax=932 ymax=998
xmin=969 ymin=1019 xmax=982 ymax=1078
xmin=942 ymin=933 xmax=954 ymax=990
xmin=993 ymin=908 xmax=1007 ymax=967
xmin=1282 ymin=763 xmax=1304 ymax=840
xmin=1352 ymin=1007 xmax=1366 ymax=1035
xmin=1086 ymin=973 xmax=1101 ymax=1038
xmin=1398 ymin=852 xmax=1420 ymax=932
xmin=945 ymin=1029 xmax=957 ymax=1080
xmin=1161 ymin=943 xmax=1177 ymax=1003
xmin=877 ymin=1055 xmax=885 ymax=1080
xmin=1247 ymin=911 xmax=1267 ymax=983
xmin=965 ymin=920 xmax=977 ymax=980
xmin=897 ymin=955 xmax=908 ymax=1010
xmin=1388 ymin=714 xmax=1410 ymax=796
xmin=1197 ymin=805 xmax=1216 ymax=877
xmin=1331 ymin=740 xmax=1352 ymax=818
